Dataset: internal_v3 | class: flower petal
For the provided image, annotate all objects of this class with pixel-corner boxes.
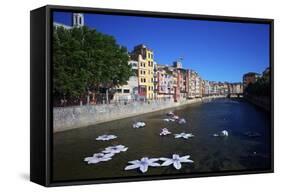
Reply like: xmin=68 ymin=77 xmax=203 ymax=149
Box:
xmin=128 ymin=160 xmax=140 ymax=164
xmin=104 ymin=153 xmax=115 ymax=158
xmin=180 ymin=159 xmax=194 ymax=163
xmin=121 ymin=147 xmax=128 ymax=152
xmin=125 ymin=164 xmax=140 ymax=170
xmin=88 ymin=158 xmax=100 ymax=164
xmin=141 ymin=157 xmax=149 ymax=162
xmin=179 ymin=155 xmax=190 ymax=160
xmin=161 ymin=159 xmax=173 ymax=166
xmin=148 ymin=158 xmax=159 ymax=163
xmin=173 ymin=161 xmax=182 ymax=169
xmin=140 ymin=164 xmax=148 ymax=173
xmin=149 ymin=162 xmax=161 ymax=167
xmin=160 ymin=157 xmax=169 ymax=161
xmin=173 ymin=154 xmax=180 ymax=159
xmin=100 ymin=157 xmax=112 ymax=162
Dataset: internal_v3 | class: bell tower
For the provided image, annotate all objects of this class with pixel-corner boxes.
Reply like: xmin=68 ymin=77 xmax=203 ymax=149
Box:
xmin=73 ymin=13 xmax=84 ymax=27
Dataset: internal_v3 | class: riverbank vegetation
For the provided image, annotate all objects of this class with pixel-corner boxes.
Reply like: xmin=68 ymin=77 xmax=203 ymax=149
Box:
xmin=53 ymin=26 xmax=131 ymax=106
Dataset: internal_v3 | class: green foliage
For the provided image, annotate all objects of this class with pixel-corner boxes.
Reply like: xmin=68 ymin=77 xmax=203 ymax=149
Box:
xmin=53 ymin=26 xmax=131 ymax=103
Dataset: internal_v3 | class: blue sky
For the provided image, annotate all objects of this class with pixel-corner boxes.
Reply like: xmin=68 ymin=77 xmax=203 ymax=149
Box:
xmin=53 ymin=11 xmax=270 ymax=82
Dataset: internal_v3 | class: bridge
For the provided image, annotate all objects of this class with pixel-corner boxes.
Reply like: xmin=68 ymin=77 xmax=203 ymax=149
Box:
xmin=227 ymin=93 xmax=243 ymax=98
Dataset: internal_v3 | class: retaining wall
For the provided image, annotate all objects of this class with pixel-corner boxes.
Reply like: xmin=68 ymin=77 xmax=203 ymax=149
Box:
xmin=53 ymin=96 xmax=224 ymax=132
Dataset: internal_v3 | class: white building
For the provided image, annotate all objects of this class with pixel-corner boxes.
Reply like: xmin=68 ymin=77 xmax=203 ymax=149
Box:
xmin=112 ymin=60 xmax=139 ymax=103
xmin=53 ymin=13 xmax=84 ymax=29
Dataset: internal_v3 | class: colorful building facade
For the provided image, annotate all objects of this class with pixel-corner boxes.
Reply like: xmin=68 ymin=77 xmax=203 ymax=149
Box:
xmin=243 ymin=72 xmax=261 ymax=90
xmin=130 ymin=44 xmax=155 ymax=100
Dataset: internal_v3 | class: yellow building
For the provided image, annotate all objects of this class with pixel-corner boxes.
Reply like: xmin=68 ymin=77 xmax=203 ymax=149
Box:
xmin=131 ymin=44 xmax=155 ymax=100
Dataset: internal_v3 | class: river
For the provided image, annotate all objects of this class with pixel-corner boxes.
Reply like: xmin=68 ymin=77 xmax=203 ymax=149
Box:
xmin=53 ymin=98 xmax=271 ymax=182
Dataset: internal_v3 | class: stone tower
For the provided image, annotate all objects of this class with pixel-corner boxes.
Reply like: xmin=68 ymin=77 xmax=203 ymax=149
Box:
xmin=73 ymin=13 xmax=84 ymax=27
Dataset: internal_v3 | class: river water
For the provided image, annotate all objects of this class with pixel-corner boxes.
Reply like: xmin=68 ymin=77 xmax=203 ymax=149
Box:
xmin=53 ymin=98 xmax=271 ymax=182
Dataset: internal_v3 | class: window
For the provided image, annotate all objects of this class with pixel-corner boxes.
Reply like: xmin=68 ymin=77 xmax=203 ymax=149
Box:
xmin=123 ymin=89 xmax=130 ymax=93
xmin=117 ymin=89 xmax=122 ymax=93
xmin=151 ymin=78 xmax=153 ymax=82
xmin=144 ymin=78 xmax=146 ymax=83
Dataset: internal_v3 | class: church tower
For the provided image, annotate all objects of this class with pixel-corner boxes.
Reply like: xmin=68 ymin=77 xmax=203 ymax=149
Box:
xmin=73 ymin=13 xmax=84 ymax=27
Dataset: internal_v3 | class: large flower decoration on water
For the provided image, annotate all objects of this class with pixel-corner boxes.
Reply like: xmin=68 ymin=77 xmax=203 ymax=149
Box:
xmin=163 ymin=118 xmax=175 ymax=122
xmin=167 ymin=111 xmax=174 ymax=116
xmin=178 ymin=118 xmax=187 ymax=124
xmin=160 ymin=154 xmax=194 ymax=170
xmin=102 ymin=145 xmax=128 ymax=154
xmin=213 ymin=130 xmax=229 ymax=137
xmin=125 ymin=157 xmax=160 ymax=173
xmin=133 ymin=121 xmax=146 ymax=128
xmin=84 ymin=153 xmax=114 ymax=164
xmin=174 ymin=132 xmax=194 ymax=139
xmin=160 ymin=128 xmax=171 ymax=136
xmin=96 ymin=134 xmax=117 ymax=141
xmin=171 ymin=115 xmax=179 ymax=120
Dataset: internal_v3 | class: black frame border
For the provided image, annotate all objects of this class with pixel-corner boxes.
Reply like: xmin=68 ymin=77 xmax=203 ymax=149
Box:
xmin=39 ymin=4 xmax=274 ymax=187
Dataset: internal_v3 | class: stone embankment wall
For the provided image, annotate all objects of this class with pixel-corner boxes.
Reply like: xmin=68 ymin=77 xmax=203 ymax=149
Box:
xmin=53 ymin=96 xmax=225 ymax=132
xmin=244 ymin=95 xmax=270 ymax=112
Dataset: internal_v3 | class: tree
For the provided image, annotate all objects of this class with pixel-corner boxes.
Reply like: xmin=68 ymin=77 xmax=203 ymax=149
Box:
xmin=53 ymin=26 xmax=131 ymax=106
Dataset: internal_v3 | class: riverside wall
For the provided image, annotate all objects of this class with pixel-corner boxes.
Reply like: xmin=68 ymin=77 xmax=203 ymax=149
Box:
xmin=244 ymin=95 xmax=270 ymax=112
xmin=53 ymin=95 xmax=225 ymax=132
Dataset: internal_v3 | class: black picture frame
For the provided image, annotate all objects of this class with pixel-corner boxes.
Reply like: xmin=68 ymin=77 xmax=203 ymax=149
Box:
xmin=30 ymin=4 xmax=274 ymax=187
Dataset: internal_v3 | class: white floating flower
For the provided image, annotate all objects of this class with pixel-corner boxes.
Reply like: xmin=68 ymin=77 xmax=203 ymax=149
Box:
xmin=160 ymin=154 xmax=194 ymax=170
xmin=124 ymin=157 xmax=160 ymax=173
xmin=167 ymin=111 xmax=174 ymax=116
xmin=160 ymin=128 xmax=171 ymax=136
xmin=84 ymin=153 xmax=114 ymax=164
xmin=221 ymin=130 xmax=228 ymax=136
xmin=172 ymin=115 xmax=179 ymax=120
xmin=163 ymin=118 xmax=175 ymax=122
xmin=133 ymin=121 xmax=146 ymax=128
xmin=102 ymin=145 xmax=128 ymax=154
xmin=96 ymin=134 xmax=117 ymax=141
xmin=178 ymin=118 xmax=186 ymax=124
xmin=174 ymin=132 xmax=194 ymax=139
